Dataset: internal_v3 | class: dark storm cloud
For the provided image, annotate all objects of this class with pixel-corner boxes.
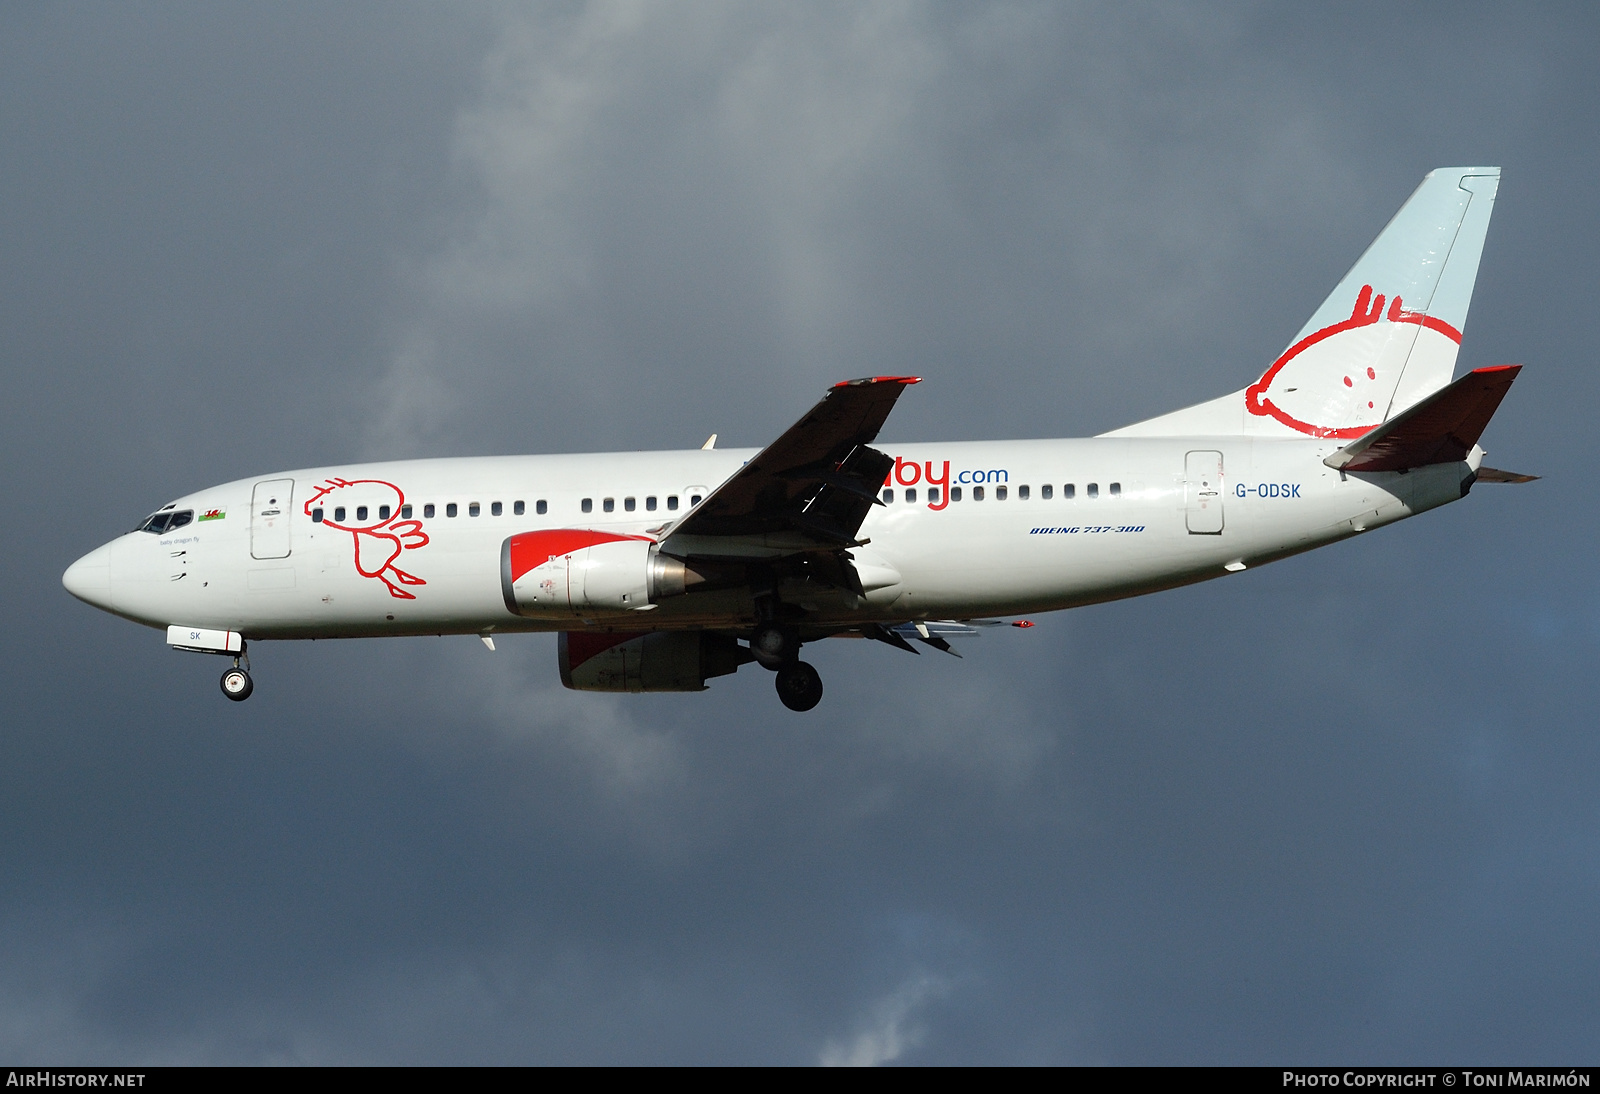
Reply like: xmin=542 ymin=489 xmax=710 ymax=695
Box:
xmin=3 ymin=0 xmax=1598 ymax=1063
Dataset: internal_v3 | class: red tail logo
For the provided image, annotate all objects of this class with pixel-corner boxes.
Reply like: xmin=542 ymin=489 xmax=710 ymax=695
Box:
xmin=1245 ymin=285 xmax=1463 ymax=439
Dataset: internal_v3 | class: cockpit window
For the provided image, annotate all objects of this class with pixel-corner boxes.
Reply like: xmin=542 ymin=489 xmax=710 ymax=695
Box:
xmin=136 ymin=509 xmax=194 ymax=534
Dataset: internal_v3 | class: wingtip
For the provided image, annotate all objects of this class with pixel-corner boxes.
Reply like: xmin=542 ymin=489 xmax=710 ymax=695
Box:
xmin=1474 ymin=466 xmax=1540 ymax=484
xmin=833 ymin=375 xmax=922 ymax=388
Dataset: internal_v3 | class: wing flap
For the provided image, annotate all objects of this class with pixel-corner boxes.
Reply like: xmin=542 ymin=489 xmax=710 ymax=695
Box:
xmin=1324 ymin=365 xmax=1521 ymax=472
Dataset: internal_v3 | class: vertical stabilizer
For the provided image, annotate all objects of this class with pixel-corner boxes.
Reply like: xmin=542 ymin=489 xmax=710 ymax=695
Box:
xmin=1105 ymin=168 xmax=1500 ymax=439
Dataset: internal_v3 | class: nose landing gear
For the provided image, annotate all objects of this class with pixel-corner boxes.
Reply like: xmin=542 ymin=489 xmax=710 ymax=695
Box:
xmin=220 ymin=654 xmax=253 ymax=702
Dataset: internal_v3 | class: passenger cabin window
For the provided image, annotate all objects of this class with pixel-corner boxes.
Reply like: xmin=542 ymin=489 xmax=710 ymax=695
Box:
xmin=1063 ymin=484 xmax=1075 ymax=499
xmin=882 ymin=489 xmax=894 ymax=504
xmin=491 ymin=501 xmax=502 ymax=516
xmin=951 ymin=486 xmax=963 ymax=502
xmin=447 ymin=503 xmax=458 ymax=517
xmin=1087 ymin=483 xmax=1099 ymax=499
xmin=1110 ymin=482 xmax=1122 ymax=497
xmin=312 ymin=508 xmax=324 ymax=523
xmin=334 ymin=507 xmax=346 ymax=522
xmin=469 ymin=502 xmax=480 ymax=517
xmin=691 ymin=495 xmax=703 ymax=506
xmin=624 ymin=497 xmax=636 ymax=512
xmin=536 ymin=500 xmax=548 ymax=515
xmin=905 ymin=488 xmax=916 ymax=503
xmin=401 ymin=505 xmax=413 ymax=519
xmin=356 ymin=506 xmax=368 ymax=521
xmin=974 ymin=486 xmax=985 ymax=501
xmin=423 ymin=504 xmax=435 ymax=518
xmin=1041 ymin=484 xmax=1053 ymax=500
xmin=996 ymin=485 xmax=1008 ymax=501
xmin=646 ymin=496 xmax=657 ymax=511
xmin=379 ymin=505 xmax=391 ymax=520
xmin=603 ymin=498 xmax=615 ymax=513
xmin=1019 ymin=485 xmax=1030 ymax=500
xmin=668 ymin=496 xmax=679 ymax=511
xmin=928 ymin=487 xmax=940 ymax=504
xmin=513 ymin=501 xmax=524 ymax=516
xmin=582 ymin=499 xmax=593 ymax=514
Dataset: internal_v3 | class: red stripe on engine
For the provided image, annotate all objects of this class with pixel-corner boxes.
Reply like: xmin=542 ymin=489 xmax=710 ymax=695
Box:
xmin=507 ymin=529 xmax=654 ymax=583
xmin=563 ymin=630 xmax=646 ymax=670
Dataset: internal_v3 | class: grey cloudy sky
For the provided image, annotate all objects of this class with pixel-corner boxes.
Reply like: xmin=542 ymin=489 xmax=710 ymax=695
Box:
xmin=2 ymin=1 xmax=1597 ymax=1064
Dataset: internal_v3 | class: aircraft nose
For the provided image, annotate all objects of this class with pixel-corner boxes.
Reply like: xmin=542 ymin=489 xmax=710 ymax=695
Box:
xmin=63 ymin=543 xmax=113 ymax=609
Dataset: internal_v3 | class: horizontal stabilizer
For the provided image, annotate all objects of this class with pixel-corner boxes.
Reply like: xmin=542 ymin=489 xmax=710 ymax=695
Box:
xmin=1474 ymin=466 xmax=1540 ymax=484
xmin=1324 ymin=365 xmax=1521 ymax=472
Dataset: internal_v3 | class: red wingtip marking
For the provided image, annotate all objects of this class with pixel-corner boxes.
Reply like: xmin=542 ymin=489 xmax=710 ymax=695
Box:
xmin=1471 ymin=364 xmax=1522 ymax=375
xmin=1012 ymin=620 xmax=1034 ymax=628
xmin=833 ymin=375 xmax=923 ymax=388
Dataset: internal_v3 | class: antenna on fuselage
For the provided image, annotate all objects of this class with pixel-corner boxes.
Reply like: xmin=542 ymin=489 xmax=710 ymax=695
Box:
xmin=701 ymin=434 xmax=718 ymax=450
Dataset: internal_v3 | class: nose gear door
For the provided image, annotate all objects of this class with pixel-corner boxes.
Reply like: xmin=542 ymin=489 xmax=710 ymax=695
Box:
xmin=250 ymin=479 xmax=295 ymax=559
xmin=1184 ymin=451 xmax=1224 ymax=535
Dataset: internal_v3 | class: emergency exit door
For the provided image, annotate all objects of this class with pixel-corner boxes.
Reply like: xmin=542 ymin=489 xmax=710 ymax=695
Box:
xmin=250 ymin=479 xmax=295 ymax=559
xmin=1184 ymin=451 xmax=1224 ymax=534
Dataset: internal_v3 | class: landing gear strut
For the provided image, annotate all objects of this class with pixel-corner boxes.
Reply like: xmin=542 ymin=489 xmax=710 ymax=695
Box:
xmin=774 ymin=660 xmax=823 ymax=712
xmin=750 ymin=623 xmax=800 ymax=665
xmin=751 ymin=613 xmax=823 ymax=711
xmin=220 ymin=654 xmax=253 ymax=702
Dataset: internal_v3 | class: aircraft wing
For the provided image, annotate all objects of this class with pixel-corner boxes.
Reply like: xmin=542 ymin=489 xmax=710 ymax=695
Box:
xmin=658 ymin=376 xmax=918 ymax=557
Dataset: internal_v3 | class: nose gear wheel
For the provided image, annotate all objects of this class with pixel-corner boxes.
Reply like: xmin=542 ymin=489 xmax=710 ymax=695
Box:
xmin=221 ymin=666 xmax=253 ymax=702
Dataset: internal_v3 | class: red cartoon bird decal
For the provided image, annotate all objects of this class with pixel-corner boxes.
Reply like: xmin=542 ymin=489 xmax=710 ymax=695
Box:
xmin=302 ymin=478 xmax=429 ymax=599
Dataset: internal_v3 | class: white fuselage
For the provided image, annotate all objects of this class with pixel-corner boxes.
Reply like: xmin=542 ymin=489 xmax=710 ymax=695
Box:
xmin=66 ymin=437 xmax=1473 ymax=641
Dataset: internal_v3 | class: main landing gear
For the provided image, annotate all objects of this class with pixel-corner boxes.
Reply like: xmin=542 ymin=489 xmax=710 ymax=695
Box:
xmin=774 ymin=660 xmax=823 ymax=712
xmin=220 ymin=654 xmax=253 ymax=702
xmin=750 ymin=622 xmax=824 ymax=712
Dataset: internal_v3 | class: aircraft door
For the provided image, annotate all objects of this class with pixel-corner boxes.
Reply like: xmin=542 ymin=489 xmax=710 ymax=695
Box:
xmin=1184 ymin=451 xmax=1224 ymax=535
xmin=250 ymin=479 xmax=295 ymax=559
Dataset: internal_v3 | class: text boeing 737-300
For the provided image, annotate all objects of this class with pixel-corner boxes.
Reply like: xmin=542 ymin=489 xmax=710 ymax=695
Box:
xmin=63 ymin=167 xmax=1535 ymax=711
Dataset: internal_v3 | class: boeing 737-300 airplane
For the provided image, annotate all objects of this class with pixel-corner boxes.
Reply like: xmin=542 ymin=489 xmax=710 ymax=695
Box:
xmin=63 ymin=168 xmax=1533 ymax=711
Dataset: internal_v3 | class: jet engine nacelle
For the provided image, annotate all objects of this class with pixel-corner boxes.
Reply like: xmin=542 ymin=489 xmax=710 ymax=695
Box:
xmin=559 ymin=631 xmax=752 ymax=692
xmin=501 ymin=530 xmax=693 ymax=616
